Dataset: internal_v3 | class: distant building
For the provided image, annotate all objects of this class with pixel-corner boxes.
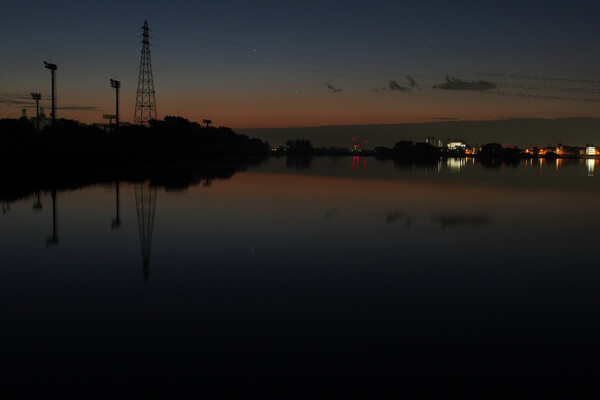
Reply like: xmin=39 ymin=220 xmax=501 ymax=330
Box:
xmin=446 ymin=139 xmax=466 ymax=151
xmin=30 ymin=106 xmax=52 ymax=131
xmin=586 ymin=144 xmax=599 ymax=156
xmin=465 ymin=145 xmax=480 ymax=155
xmin=426 ymin=136 xmax=443 ymax=147
xmin=538 ymin=146 xmax=555 ymax=156
xmin=524 ymin=145 xmax=539 ymax=155
xmin=555 ymin=143 xmax=584 ymax=157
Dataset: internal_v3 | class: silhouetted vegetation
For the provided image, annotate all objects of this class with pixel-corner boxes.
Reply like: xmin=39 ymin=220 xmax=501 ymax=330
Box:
xmin=0 ymin=117 xmax=36 ymax=139
xmin=272 ymin=142 xmax=353 ymax=156
xmin=478 ymin=142 xmax=523 ymax=168
xmin=375 ymin=140 xmax=442 ymax=160
xmin=285 ymin=139 xmax=313 ymax=154
xmin=0 ymin=116 xmax=270 ymax=170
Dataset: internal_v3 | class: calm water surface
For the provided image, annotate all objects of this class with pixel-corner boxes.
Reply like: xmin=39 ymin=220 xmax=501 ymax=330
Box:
xmin=2 ymin=156 xmax=600 ymax=381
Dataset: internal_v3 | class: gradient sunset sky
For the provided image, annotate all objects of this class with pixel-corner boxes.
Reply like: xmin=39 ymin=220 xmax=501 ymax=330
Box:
xmin=1 ymin=0 xmax=598 ymax=129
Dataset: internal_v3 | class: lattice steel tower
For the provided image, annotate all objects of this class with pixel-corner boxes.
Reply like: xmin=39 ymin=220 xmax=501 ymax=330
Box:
xmin=134 ymin=20 xmax=157 ymax=126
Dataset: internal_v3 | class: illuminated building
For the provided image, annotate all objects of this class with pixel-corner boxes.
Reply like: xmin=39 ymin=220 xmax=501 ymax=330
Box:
xmin=538 ymin=147 xmax=555 ymax=156
xmin=446 ymin=140 xmax=466 ymax=151
xmin=465 ymin=146 xmax=480 ymax=155
xmin=585 ymin=144 xmax=599 ymax=156
xmin=524 ymin=145 xmax=539 ymax=155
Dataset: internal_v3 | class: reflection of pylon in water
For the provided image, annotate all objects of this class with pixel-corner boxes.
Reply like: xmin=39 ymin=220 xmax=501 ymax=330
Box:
xmin=135 ymin=181 xmax=157 ymax=282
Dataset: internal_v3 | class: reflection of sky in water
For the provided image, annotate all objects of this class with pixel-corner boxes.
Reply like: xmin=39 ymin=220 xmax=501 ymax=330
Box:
xmin=2 ymin=157 xmax=600 ymax=380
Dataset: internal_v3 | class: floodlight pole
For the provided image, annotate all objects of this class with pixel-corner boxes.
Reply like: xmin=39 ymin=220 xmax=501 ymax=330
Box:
xmin=30 ymin=92 xmax=41 ymax=133
xmin=44 ymin=62 xmax=57 ymax=127
xmin=110 ymin=79 xmax=121 ymax=128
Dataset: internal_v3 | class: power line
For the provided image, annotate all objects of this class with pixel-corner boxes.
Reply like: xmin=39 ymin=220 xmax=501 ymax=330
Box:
xmin=156 ymin=22 xmax=600 ymax=56
xmin=455 ymin=89 xmax=599 ymax=102
xmin=152 ymin=28 xmax=600 ymax=88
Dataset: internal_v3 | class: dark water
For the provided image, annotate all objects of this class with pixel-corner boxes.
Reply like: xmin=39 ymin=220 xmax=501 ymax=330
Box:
xmin=2 ymin=156 xmax=600 ymax=382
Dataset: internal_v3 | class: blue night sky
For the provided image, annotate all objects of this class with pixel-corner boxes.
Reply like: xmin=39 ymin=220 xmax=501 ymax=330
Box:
xmin=1 ymin=0 xmax=598 ymax=128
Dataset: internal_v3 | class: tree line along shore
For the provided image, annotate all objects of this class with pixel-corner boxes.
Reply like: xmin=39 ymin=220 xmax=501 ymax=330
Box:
xmin=1 ymin=115 xmax=578 ymax=168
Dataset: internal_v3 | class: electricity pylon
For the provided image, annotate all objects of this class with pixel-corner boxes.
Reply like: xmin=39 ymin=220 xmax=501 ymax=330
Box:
xmin=134 ymin=20 xmax=157 ymax=126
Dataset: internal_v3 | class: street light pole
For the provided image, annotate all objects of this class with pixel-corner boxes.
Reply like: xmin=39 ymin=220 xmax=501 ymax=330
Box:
xmin=30 ymin=92 xmax=41 ymax=133
xmin=110 ymin=79 xmax=121 ymax=128
xmin=43 ymin=62 xmax=57 ymax=127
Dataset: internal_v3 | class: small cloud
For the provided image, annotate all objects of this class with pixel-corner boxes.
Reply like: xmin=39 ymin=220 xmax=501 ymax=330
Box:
xmin=322 ymin=209 xmax=340 ymax=220
xmin=405 ymin=75 xmax=420 ymax=90
xmin=0 ymin=99 xmax=34 ymax=106
xmin=388 ymin=80 xmax=409 ymax=91
xmin=436 ymin=214 xmax=489 ymax=229
xmin=326 ymin=83 xmax=342 ymax=93
xmin=0 ymin=94 xmax=36 ymax=107
xmin=12 ymin=95 xmax=35 ymax=100
xmin=433 ymin=75 xmax=496 ymax=91
xmin=385 ymin=212 xmax=413 ymax=227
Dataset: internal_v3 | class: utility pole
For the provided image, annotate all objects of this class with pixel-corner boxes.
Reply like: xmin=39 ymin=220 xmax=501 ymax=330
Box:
xmin=134 ymin=21 xmax=157 ymax=126
xmin=43 ymin=61 xmax=57 ymax=127
xmin=110 ymin=79 xmax=121 ymax=128
xmin=30 ymin=92 xmax=41 ymax=133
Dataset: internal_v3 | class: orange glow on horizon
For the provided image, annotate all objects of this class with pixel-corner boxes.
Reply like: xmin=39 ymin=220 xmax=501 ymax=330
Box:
xmin=6 ymin=88 xmax=600 ymax=130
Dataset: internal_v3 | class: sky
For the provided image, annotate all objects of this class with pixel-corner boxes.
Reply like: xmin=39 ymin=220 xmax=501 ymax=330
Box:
xmin=1 ymin=0 xmax=599 ymax=130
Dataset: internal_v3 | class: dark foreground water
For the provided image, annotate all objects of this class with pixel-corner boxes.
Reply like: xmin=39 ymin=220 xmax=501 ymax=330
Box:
xmin=2 ymin=156 xmax=600 ymax=382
